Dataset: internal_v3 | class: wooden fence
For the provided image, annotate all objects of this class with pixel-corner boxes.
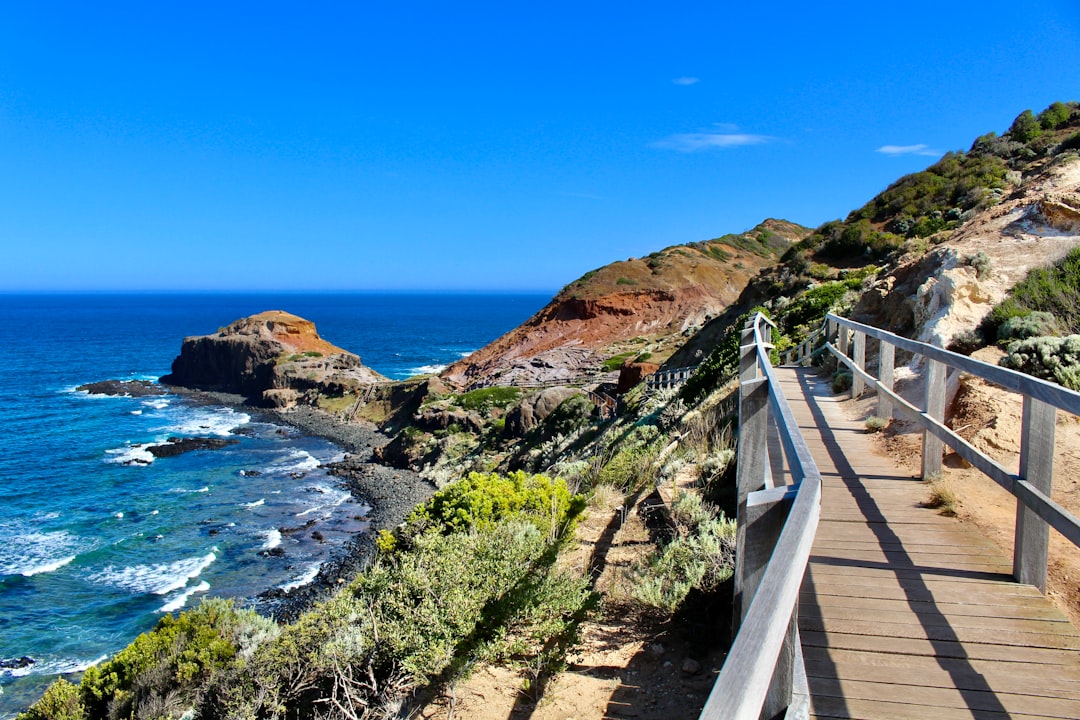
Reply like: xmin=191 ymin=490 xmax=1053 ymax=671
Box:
xmin=808 ymin=312 xmax=1080 ymax=591
xmin=699 ymin=313 xmax=822 ymax=720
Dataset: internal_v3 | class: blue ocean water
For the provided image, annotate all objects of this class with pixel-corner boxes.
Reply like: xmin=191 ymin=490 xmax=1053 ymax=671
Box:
xmin=0 ymin=292 xmax=548 ymax=714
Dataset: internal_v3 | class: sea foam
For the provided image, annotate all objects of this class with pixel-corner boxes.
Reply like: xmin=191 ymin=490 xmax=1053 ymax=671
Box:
xmin=89 ymin=551 xmax=217 ymax=596
xmin=0 ymin=527 xmax=84 ymax=578
xmin=158 ymin=580 xmax=210 ymax=613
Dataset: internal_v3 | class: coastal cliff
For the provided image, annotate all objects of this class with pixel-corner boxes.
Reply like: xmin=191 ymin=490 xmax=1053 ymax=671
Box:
xmin=161 ymin=310 xmax=385 ymax=405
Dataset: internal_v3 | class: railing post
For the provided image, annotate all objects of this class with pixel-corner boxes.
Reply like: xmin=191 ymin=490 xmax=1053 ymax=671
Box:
xmin=922 ymin=358 xmax=946 ymax=480
xmin=852 ymin=331 xmax=866 ymax=398
xmin=1015 ymin=396 xmax=1056 ymax=591
xmin=733 ymin=324 xmax=769 ymax=634
xmin=878 ymin=340 xmax=895 ymax=420
xmin=837 ymin=324 xmax=848 ymax=360
xmin=739 ymin=485 xmax=798 ymax=719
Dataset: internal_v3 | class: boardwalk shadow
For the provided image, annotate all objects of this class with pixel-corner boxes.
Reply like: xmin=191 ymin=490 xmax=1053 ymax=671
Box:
xmin=794 ymin=367 xmax=1011 ymax=717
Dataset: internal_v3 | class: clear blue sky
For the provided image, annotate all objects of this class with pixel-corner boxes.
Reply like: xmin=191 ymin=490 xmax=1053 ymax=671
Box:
xmin=3 ymin=2 xmax=1079 ymax=291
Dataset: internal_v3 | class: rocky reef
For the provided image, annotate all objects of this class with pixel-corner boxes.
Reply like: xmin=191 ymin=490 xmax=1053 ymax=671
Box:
xmin=161 ymin=310 xmax=386 ymax=406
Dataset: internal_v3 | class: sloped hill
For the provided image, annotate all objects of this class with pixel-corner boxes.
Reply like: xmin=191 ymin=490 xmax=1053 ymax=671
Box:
xmin=441 ymin=219 xmax=808 ymax=388
xmin=669 ymin=101 xmax=1080 ymax=370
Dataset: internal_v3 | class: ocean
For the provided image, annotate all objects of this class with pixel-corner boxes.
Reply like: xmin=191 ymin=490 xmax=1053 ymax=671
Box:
xmin=0 ymin=292 xmax=549 ymax=714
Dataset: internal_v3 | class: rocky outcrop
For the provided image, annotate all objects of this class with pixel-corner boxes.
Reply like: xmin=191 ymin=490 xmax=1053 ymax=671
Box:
xmin=147 ymin=437 xmax=239 ymax=458
xmin=442 ymin=220 xmax=808 ymax=388
xmin=161 ymin=311 xmax=386 ymax=403
xmin=77 ymin=380 xmax=166 ymax=397
xmin=503 ymin=387 xmax=583 ymax=437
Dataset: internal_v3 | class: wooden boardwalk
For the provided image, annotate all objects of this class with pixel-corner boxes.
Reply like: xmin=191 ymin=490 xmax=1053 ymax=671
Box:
xmin=775 ymin=366 xmax=1080 ymax=720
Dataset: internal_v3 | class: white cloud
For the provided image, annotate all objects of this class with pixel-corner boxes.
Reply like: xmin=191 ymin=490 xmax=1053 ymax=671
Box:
xmin=672 ymin=76 xmax=700 ymax=86
xmin=876 ymin=144 xmax=942 ymax=157
xmin=652 ymin=132 xmax=772 ymax=152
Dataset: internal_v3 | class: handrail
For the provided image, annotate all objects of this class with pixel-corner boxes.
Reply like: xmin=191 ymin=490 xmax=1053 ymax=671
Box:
xmin=823 ymin=312 xmax=1080 ymax=590
xmin=700 ymin=313 xmax=821 ymax=720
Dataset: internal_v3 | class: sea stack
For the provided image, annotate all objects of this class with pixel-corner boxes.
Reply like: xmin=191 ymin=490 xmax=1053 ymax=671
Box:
xmin=161 ymin=310 xmax=385 ymax=406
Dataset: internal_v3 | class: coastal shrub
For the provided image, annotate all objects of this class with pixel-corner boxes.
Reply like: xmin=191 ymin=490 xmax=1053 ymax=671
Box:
xmin=453 ymin=386 xmax=522 ymax=414
xmin=1000 ymin=335 xmax=1080 ymax=390
xmin=966 ymin=251 xmax=992 ymax=279
xmin=1008 ymin=109 xmax=1042 ymax=143
xmin=987 ymin=247 xmax=1080 ymax=336
xmin=630 ymin=494 xmax=735 ymax=611
xmin=18 ymin=679 xmax=85 ymax=720
xmin=946 ymin=328 xmax=984 ymax=355
xmin=998 ymin=311 xmax=1061 ymax=343
xmin=401 ymin=471 xmax=585 ymax=541
xmin=832 ymin=370 xmax=853 ymax=393
xmin=77 ymin=599 xmax=261 ymax=720
xmin=540 ymin=394 xmax=594 ymax=440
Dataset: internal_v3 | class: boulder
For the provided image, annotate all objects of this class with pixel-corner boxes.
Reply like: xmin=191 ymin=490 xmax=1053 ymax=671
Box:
xmin=147 ymin=437 xmax=239 ymax=458
xmin=263 ymin=388 xmax=300 ymax=409
xmin=414 ymin=407 xmax=486 ymax=434
xmin=504 ymin=386 xmax=582 ymax=437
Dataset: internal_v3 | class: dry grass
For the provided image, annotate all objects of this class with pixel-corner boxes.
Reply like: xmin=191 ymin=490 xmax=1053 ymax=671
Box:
xmin=923 ymin=482 xmax=959 ymax=517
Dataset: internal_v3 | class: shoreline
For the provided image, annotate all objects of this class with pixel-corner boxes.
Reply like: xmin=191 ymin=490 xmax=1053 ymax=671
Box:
xmin=165 ymin=387 xmax=435 ymax=621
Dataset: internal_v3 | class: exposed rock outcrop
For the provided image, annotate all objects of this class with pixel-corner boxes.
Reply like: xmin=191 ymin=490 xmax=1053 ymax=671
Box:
xmin=503 ymin=386 xmax=583 ymax=437
xmin=77 ymin=379 xmax=166 ymax=397
xmin=161 ymin=311 xmax=385 ymax=404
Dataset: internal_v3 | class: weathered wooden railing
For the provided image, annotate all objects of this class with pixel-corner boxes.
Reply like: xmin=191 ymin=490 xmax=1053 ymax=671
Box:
xmin=808 ymin=312 xmax=1080 ymax=591
xmin=646 ymin=364 xmax=697 ymax=390
xmin=700 ymin=313 xmax=821 ymax=720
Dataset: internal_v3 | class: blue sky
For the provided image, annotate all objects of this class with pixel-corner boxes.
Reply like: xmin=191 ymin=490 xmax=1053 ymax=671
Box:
xmin=2 ymin=2 xmax=1079 ymax=292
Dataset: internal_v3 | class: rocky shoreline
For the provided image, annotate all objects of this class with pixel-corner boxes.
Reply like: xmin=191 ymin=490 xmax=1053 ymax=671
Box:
xmin=166 ymin=387 xmax=435 ymax=621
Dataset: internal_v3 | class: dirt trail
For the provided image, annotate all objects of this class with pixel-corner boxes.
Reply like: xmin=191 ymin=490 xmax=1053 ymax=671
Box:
xmin=420 ymin=486 xmax=727 ymax=720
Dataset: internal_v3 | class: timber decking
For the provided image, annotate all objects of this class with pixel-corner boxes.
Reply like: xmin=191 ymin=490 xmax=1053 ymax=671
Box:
xmin=775 ymin=366 xmax=1080 ymax=720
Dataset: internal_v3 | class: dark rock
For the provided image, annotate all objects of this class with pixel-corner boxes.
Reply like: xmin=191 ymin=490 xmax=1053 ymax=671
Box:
xmin=0 ymin=657 xmax=34 ymax=670
xmin=147 ymin=436 xmax=239 ymax=458
xmin=77 ymin=379 xmax=166 ymax=397
xmin=311 ymin=530 xmax=325 ymax=542
xmin=261 ymin=547 xmax=286 ymax=558
xmin=239 ymin=469 xmax=262 ymax=477
xmin=504 ymin=386 xmax=582 ymax=436
xmin=681 ymin=658 xmax=701 ymax=675
xmin=414 ymin=407 xmax=485 ymax=434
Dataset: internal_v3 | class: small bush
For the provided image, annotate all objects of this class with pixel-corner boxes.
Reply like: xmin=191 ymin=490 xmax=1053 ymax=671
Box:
xmin=1000 ymin=335 xmax=1080 ymax=390
xmin=966 ymin=251 xmax=992 ymax=280
xmin=923 ymin=483 xmax=959 ymax=517
xmin=832 ymin=370 xmax=853 ymax=393
xmin=454 ymin=386 xmax=522 ymax=413
xmin=864 ymin=415 xmax=888 ymax=433
xmin=997 ymin=311 xmax=1061 ymax=343
xmin=602 ymin=352 xmax=637 ymax=371
xmin=402 ymin=471 xmax=586 ymax=541
xmin=630 ymin=496 xmax=735 ymax=611
xmin=19 ymin=679 xmax=85 ymax=720
xmin=947 ymin=329 xmax=984 ymax=355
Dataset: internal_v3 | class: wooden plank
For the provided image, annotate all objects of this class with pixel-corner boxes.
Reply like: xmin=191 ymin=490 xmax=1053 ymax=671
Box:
xmin=803 ymin=648 xmax=1080 ymax=695
xmin=800 ymin=604 xmax=1077 ymax=635
xmin=802 ymin=592 xmax=1068 ymax=620
xmin=809 ymin=694 xmax=1063 ymax=720
xmin=1016 ymin=395 xmax=1055 ymax=591
xmin=807 ymin=678 xmax=1080 ymax=718
xmin=800 ymin=629 xmax=1080 ymax=665
xmin=799 ymin=616 xmax=1080 ymax=650
xmin=922 ymin=357 xmax=945 ymax=480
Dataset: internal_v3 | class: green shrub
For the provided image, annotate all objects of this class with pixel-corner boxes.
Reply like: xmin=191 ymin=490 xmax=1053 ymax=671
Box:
xmin=832 ymin=370 xmax=853 ymax=393
xmin=681 ymin=307 xmax=774 ymax=403
xmin=18 ymin=679 xmax=85 ymax=720
xmin=630 ymin=495 xmax=735 ymax=611
xmin=403 ymin=471 xmax=585 ymax=540
xmin=1039 ymin=102 xmax=1072 ymax=131
xmin=987 ymin=247 xmax=1080 ymax=336
xmin=946 ymin=329 xmax=984 ymax=355
xmin=1008 ymin=109 xmax=1042 ymax=143
xmin=1000 ymin=335 xmax=1080 ymax=390
xmin=998 ymin=311 xmax=1061 ymax=343
xmin=966 ymin=251 xmax=992 ymax=279
xmin=454 ymin=386 xmax=522 ymax=413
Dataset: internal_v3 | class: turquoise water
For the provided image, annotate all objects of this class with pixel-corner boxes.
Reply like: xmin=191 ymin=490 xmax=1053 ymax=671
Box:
xmin=0 ymin=292 xmax=548 ymax=713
